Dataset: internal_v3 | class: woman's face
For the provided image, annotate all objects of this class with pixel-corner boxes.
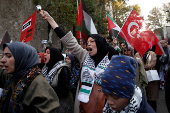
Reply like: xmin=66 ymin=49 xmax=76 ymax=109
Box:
xmin=104 ymin=91 xmax=130 ymax=112
xmin=44 ymin=49 xmax=50 ymax=64
xmin=87 ymin=37 xmax=97 ymax=56
xmin=1 ymin=47 xmax=15 ymax=74
xmin=124 ymin=48 xmax=132 ymax=56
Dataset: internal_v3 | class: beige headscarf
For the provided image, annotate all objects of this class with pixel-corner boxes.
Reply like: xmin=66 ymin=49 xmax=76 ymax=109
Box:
xmin=123 ymin=45 xmax=134 ymax=57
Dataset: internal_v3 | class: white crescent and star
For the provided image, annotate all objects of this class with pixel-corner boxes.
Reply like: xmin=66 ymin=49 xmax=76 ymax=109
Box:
xmin=128 ymin=22 xmax=140 ymax=38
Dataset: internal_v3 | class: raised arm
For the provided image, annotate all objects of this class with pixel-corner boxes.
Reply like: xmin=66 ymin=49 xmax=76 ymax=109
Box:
xmin=40 ymin=10 xmax=66 ymax=39
xmin=40 ymin=10 xmax=88 ymax=66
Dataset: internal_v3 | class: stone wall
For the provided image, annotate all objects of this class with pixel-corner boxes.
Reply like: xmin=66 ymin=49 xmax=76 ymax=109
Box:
xmin=0 ymin=0 xmax=61 ymax=52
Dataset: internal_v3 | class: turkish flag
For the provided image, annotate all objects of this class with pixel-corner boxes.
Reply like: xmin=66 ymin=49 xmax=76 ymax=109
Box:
xmin=119 ymin=10 xmax=162 ymax=57
xmin=20 ymin=11 xmax=37 ymax=43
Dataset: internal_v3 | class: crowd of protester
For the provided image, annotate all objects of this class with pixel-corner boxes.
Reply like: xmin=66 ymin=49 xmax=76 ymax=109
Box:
xmin=0 ymin=10 xmax=170 ymax=113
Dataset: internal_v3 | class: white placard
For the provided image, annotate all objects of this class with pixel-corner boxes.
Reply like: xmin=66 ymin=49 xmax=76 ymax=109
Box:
xmin=146 ymin=70 xmax=160 ymax=82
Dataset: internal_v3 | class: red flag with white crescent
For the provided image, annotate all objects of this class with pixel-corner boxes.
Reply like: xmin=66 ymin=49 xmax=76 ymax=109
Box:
xmin=20 ymin=11 xmax=37 ymax=43
xmin=119 ymin=10 xmax=163 ymax=57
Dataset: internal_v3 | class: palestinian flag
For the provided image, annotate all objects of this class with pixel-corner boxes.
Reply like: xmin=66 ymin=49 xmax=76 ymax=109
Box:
xmin=77 ymin=0 xmax=98 ymax=41
xmin=106 ymin=12 xmax=124 ymax=42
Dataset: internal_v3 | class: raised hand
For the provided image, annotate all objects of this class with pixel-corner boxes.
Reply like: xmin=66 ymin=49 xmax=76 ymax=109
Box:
xmin=40 ymin=10 xmax=58 ymax=29
xmin=40 ymin=10 xmax=51 ymax=21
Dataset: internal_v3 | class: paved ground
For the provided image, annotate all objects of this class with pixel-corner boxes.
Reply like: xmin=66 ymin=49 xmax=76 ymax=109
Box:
xmin=157 ymin=89 xmax=169 ymax=113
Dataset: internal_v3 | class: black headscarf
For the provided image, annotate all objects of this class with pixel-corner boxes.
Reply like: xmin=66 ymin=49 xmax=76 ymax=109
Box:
xmin=3 ymin=42 xmax=39 ymax=80
xmin=67 ymin=53 xmax=79 ymax=69
xmin=88 ymin=34 xmax=109 ymax=67
xmin=46 ymin=47 xmax=64 ymax=73
xmin=67 ymin=53 xmax=75 ymax=68
xmin=108 ymin=46 xmax=118 ymax=60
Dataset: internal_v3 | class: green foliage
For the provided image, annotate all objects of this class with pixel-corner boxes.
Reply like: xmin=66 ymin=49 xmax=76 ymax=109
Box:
xmin=147 ymin=3 xmax=170 ymax=32
xmin=33 ymin=0 xmax=137 ymax=36
xmin=109 ymin=1 xmax=141 ymax=28
xmin=34 ymin=0 xmax=77 ymax=31
xmin=147 ymin=7 xmax=164 ymax=30
xmin=162 ymin=3 xmax=170 ymax=23
xmin=167 ymin=12 xmax=170 ymax=22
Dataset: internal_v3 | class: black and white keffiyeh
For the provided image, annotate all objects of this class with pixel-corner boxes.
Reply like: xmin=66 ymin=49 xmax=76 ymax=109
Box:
xmin=103 ymin=86 xmax=142 ymax=113
xmin=78 ymin=53 xmax=110 ymax=103
xmin=42 ymin=61 xmax=64 ymax=84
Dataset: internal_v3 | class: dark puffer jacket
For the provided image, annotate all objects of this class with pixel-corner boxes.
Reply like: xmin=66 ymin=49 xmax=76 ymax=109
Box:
xmin=137 ymin=92 xmax=155 ymax=113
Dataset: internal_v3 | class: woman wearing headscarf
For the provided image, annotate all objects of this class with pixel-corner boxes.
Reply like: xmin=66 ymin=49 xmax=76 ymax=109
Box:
xmin=42 ymin=47 xmax=74 ymax=113
xmin=134 ymin=41 xmax=159 ymax=112
xmin=40 ymin=10 xmax=117 ymax=113
xmin=65 ymin=53 xmax=80 ymax=101
xmin=123 ymin=45 xmax=148 ymax=97
xmin=0 ymin=42 xmax=59 ymax=113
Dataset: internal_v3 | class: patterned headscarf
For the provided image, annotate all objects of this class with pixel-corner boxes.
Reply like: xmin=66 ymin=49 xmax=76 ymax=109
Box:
xmin=101 ymin=55 xmax=137 ymax=98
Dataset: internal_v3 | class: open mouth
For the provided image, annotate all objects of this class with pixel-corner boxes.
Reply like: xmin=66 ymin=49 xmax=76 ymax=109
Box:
xmin=44 ymin=57 xmax=47 ymax=62
xmin=111 ymin=107 xmax=117 ymax=111
xmin=88 ymin=48 xmax=92 ymax=51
